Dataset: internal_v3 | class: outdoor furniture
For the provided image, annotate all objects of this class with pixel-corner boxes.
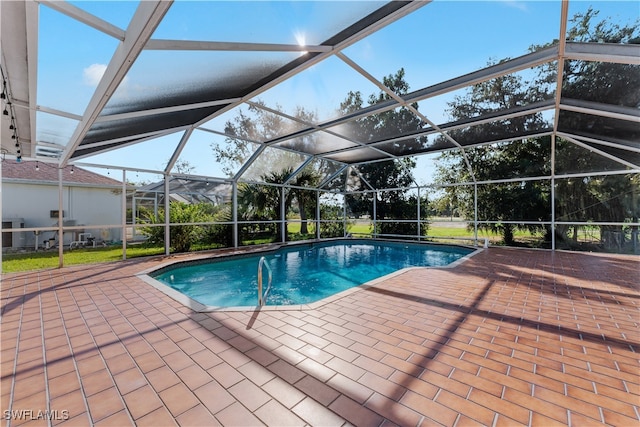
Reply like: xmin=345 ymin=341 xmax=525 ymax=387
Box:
xmin=69 ymin=233 xmax=96 ymax=249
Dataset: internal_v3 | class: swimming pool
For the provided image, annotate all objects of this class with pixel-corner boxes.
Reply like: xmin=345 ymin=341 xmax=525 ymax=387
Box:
xmin=150 ymin=239 xmax=475 ymax=309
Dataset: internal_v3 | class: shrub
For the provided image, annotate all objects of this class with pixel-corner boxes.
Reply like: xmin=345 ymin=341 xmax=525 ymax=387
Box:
xmin=138 ymin=201 xmax=215 ymax=253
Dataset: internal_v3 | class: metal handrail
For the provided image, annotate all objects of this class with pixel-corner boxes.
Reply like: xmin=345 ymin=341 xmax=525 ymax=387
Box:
xmin=257 ymin=256 xmax=273 ymax=306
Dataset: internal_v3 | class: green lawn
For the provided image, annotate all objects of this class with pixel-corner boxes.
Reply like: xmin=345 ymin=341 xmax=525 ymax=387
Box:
xmin=1 ymin=245 xmax=164 ymax=273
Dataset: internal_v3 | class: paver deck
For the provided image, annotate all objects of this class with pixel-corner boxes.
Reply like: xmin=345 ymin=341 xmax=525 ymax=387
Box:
xmin=1 ymin=247 xmax=638 ymax=426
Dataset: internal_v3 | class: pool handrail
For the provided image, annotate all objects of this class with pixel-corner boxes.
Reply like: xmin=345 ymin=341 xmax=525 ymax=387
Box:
xmin=257 ymin=256 xmax=273 ymax=306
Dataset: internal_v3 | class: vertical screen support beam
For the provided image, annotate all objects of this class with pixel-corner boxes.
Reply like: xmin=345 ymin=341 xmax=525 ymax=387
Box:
xmin=280 ymin=187 xmax=286 ymax=243
xmin=164 ymin=174 xmax=170 ymax=255
xmin=551 ymin=135 xmax=556 ymax=251
xmin=343 ymin=194 xmax=347 ymax=238
xmin=0 ymin=159 xmax=2 ymax=267
xmin=58 ymin=168 xmax=64 ymax=267
xmin=232 ymin=181 xmax=238 ymax=248
xmin=316 ymin=190 xmax=320 ymax=240
xmin=122 ymin=170 xmax=127 ymax=260
xmin=417 ymin=187 xmax=421 ymax=241
xmin=474 ymin=184 xmax=479 ymax=247
xmin=373 ymin=192 xmax=378 ymax=238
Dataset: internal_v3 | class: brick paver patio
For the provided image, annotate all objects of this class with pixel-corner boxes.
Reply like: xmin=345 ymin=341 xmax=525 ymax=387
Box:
xmin=1 ymin=247 xmax=638 ymax=426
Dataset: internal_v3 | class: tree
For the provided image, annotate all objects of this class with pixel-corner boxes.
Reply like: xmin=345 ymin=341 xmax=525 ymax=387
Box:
xmin=210 ymin=100 xmax=328 ymax=240
xmin=436 ymin=138 xmax=552 ymax=245
xmin=172 ymin=159 xmax=195 ymax=175
xmin=237 ymin=169 xmax=289 ymax=242
xmin=548 ymin=8 xmax=638 ymax=249
xmin=434 ymin=9 xmax=639 ymax=248
xmin=236 ymin=166 xmax=322 ymax=241
xmin=289 ymin=169 xmax=320 ymax=235
xmin=211 ymin=101 xmax=317 ymax=178
xmin=340 ymin=69 xmax=428 ymax=236
xmin=319 ymin=204 xmax=345 ymax=238
xmin=550 ymin=9 xmax=639 ymax=249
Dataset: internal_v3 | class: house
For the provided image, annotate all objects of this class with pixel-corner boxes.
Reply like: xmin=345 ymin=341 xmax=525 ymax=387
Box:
xmin=1 ymin=161 xmax=124 ymax=250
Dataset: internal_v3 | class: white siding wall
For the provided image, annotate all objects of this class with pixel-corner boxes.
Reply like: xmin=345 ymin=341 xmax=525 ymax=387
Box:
xmin=2 ymin=182 xmax=122 ymax=248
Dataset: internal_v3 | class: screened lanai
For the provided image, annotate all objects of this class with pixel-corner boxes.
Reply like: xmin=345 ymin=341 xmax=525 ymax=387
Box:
xmin=2 ymin=3 xmax=640 ymax=427
xmin=1 ymin=0 xmax=639 ymax=265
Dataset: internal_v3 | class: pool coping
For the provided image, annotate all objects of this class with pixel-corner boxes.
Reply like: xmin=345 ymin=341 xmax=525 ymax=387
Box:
xmin=136 ymin=239 xmax=483 ymax=313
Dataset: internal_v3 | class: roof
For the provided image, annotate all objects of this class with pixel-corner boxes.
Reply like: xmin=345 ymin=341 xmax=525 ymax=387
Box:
xmin=137 ymin=177 xmax=232 ymax=205
xmin=0 ymin=1 xmax=638 ymax=191
xmin=1 ymin=161 xmax=122 ymax=187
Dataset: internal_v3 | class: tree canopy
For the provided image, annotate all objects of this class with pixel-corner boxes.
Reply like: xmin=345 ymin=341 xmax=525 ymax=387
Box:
xmin=433 ymin=8 xmax=639 ymax=249
xmin=339 ymin=69 xmax=428 ymax=237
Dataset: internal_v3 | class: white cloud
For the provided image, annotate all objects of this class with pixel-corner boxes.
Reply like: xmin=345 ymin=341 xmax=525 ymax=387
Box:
xmin=500 ymin=0 xmax=529 ymax=12
xmin=83 ymin=63 xmax=107 ymax=86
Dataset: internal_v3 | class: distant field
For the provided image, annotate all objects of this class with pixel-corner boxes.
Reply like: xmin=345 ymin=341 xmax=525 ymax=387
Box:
xmin=288 ymin=219 xmax=533 ymax=245
xmin=346 ymin=219 xmax=544 ymax=248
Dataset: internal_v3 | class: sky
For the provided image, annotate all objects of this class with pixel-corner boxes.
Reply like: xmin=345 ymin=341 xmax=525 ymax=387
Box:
xmin=34 ymin=0 xmax=639 ymax=186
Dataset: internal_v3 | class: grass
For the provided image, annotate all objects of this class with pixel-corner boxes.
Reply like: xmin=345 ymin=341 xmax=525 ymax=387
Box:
xmin=1 ymin=245 xmax=164 ymax=273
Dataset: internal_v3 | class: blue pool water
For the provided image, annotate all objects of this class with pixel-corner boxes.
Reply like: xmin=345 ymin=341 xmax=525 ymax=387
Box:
xmin=152 ymin=240 xmax=474 ymax=307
